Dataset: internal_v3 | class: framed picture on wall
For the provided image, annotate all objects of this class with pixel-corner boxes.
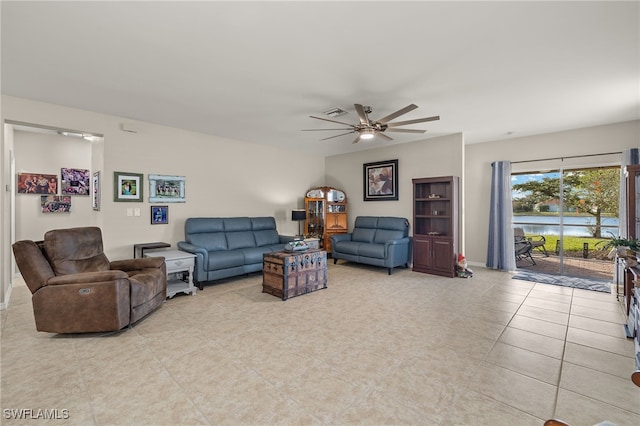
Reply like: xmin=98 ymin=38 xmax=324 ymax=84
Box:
xmin=92 ymin=171 xmax=101 ymax=211
xmin=148 ymin=174 xmax=186 ymax=203
xmin=114 ymin=171 xmax=143 ymax=202
xmin=363 ymin=159 xmax=398 ymax=201
xmin=61 ymin=168 xmax=90 ymax=195
xmin=151 ymin=205 xmax=168 ymax=225
xmin=41 ymin=195 xmax=71 ymax=213
xmin=17 ymin=173 xmax=58 ymax=195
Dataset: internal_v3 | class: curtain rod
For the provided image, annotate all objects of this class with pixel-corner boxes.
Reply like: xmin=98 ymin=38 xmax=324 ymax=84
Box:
xmin=511 ymin=151 xmax=622 ymax=164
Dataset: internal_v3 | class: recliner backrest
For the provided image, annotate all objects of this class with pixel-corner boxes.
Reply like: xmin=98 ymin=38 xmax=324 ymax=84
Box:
xmin=43 ymin=226 xmax=110 ymax=275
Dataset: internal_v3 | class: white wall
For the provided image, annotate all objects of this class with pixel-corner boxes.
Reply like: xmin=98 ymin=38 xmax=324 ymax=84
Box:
xmin=14 ymin=131 xmax=93 ymax=241
xmin=465 ymin=120 xmax=640 ymax=267
xmin=1 ymin=95 xmax=325 ymax=305
xmin=324 ymin=133 xmax=465 ymax=249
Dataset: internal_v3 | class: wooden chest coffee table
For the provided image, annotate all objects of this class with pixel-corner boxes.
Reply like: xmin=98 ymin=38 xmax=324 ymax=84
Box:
xmin=262 ymin=249 xmax=327 ymax=300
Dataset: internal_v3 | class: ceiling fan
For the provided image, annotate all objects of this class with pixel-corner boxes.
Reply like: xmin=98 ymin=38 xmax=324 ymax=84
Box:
xmin=303 ymin=104 xmax=439 ymax=144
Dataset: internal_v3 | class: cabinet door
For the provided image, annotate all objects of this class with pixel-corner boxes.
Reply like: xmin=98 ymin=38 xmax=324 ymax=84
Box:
xmin=413 ymin=237 xmax=432 ymax=271
xmin=432 ymin=238 xmax=454 ymax=274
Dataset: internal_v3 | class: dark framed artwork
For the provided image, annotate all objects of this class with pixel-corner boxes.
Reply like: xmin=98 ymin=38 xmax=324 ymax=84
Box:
xmin=92 ymin=171 xmax=101 ymax=211
xmin=17 ymin=173 xmax=58 ymax=195
xmin=61 ymin=168 xmax=90 ymax=195
xmin=41 ymin=195 xmax=71 ymax=213
xmin=148 ymin=174 xmax=186 ymax=203
xmin=151 ymin=205 xmax=168 ymax=224
xmin=114 ymin=171 xmax=143 ymax=202
xmin=363 ymin=159 xmax=398 ymax=201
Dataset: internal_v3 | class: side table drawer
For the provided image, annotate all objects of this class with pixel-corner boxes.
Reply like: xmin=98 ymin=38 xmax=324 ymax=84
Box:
xmin=165 ymin=257 xmax=194 ymax=272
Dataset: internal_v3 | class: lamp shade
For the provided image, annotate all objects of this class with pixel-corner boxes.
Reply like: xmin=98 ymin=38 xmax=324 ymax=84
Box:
xmin=291 ymin=210 xmax=306 ymax=221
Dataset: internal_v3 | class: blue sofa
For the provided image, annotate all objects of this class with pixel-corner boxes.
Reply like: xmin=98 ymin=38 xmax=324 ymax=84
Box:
xmin=177 ymin=217 xmax=294 ymax=288
xmin=330 ymin=216 xmax=412 ymax=275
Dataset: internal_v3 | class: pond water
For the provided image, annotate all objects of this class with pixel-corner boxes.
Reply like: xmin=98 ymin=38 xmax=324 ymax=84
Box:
xmin=513 ymin=215 xmax=619 ymax=237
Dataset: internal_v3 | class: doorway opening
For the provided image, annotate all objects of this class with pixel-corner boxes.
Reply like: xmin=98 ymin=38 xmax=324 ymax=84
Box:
xmin=512 ymin=165 xmax=619 ymax=280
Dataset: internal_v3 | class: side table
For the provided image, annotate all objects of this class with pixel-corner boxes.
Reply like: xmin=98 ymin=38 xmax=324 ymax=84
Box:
xmin=145 ymin=250 xmax=197 ymax=298
xmin=133 ymin=242 xmax=170 ymax=258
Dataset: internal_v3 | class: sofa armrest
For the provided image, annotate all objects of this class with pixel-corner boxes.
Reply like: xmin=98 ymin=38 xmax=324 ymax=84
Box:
xmin=177 ymin=241 xmax=209 ymax=282
xmin=279 ymin=235 xmax=297 ymax=243
xmin=110 ymin=257 xmax=165 ymax=272
xmin=47 ymin=270 xmax=129 ymax=286
xmin=331 ymin=233 xmax=352 ymax=244
xmin=384 ymin=237 xmax=412 ymax=248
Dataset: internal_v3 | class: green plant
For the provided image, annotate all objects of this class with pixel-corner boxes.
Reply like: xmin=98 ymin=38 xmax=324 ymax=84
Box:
xmin=601 ymin=234 xmax=640 ymax=251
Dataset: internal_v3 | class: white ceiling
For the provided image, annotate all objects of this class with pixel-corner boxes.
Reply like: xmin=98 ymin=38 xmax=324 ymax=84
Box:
xmin=2 ymin=1 xmax=639 ymax=156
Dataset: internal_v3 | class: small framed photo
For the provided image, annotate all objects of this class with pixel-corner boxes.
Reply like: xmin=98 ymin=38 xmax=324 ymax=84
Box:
xmin=41 ymin=195 xmax=71 ymax=213
xmin=92 ymin=171 xmax=101 ymax=211
xmin=114 ymin=171 xmax=143 ymax=202
xmin=61 ymin=168 xmax=90 ymax=195
xmin=148 ymin=174 xmax=186 ymax=203
xmin=151 ymin=205 xmax=168 ymax=224
xmin=363 ymin=159 xmax=398 ymax=201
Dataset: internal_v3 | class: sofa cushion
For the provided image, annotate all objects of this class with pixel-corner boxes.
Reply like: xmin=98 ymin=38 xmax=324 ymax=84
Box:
xmin=191 ymin=233 xmax=228 ymax=251
xmin=374 ymin=229 xmax=405 ymax=244
xmin=185 ymin=218 xmax=228 ymax=251
xmin=251 ymin=217 xmax=276 ymax=230
xmin=224 ymin=217 xmax=252 ymax=232
xmin=208 ymin=251 xmax=245 ymax=270
xmin=352 ymin=228 xmax=375 ymax=243
xmin=333 ymin=241 xmax=361 ymax=255
xmin=358 ymin=243 xmax=385 ymax=259
xmin=185 ymin=218 xmax=224 ymax=234
xmin=226 ymin=231 xmax=256 ymax=250
xmin=377 ymin=217 xmax=409 ymax=232
xmin=354 ymin=216 xmax=379 ymax=229
xmin=254 ymin=229 xmax=279 ymax=246
xmin=239 ymin=246 xmax=272 ymax=265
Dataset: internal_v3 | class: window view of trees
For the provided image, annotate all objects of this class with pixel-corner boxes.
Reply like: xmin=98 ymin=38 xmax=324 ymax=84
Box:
xmin=512 ymin=166 xmax=620 ymax=267
xmin=512 ymin=168 xmax=619 ymax=238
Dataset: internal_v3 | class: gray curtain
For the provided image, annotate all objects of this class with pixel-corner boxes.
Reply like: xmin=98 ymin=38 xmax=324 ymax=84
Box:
xmin=619 ymin=148 xmax=640 ymax=237
xmin=486 ymin=161 xmax=516 ymax=271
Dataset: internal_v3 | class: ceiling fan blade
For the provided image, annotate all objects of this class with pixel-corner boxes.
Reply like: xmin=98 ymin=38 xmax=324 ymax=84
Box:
xmin=321 ymin=131 xmax=355 ymax=141
xmin=302 ymin=128 xmax=354 ymax=131
xmin=377 ymin=132 xmax=394 ymax=141
xmin=354 ymin=104 xmax=370 ymax=125
xmin=352 ymin=135 xmax=360 ymax=144
xmin=385 ymin=128 xmax=426 ymax=134
xmin=309 ymin=115 xmax=356 ymax=127
xmin=386 ymin=115 xmax=440 ymax=127
xmin=376 ymin=104 xmax=418 ymax=124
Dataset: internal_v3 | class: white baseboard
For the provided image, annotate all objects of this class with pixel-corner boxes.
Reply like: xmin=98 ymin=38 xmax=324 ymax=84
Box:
xmin=1 ymin=281 xmax=12 ymax=310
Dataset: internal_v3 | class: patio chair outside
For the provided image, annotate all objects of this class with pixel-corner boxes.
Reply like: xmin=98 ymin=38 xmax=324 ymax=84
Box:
xmin=514 ymin=227 xmax=548 ymax=256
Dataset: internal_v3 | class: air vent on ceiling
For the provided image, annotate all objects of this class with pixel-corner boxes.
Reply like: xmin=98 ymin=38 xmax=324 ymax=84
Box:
xmin=323 ymin=107 xmax=348 ymax=117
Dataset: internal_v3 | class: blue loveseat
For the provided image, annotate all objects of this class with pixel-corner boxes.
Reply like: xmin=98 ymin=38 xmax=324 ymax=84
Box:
xmin=177 ymin=217 xmax=294 ymax=288
xmin=330 ymin=216 xmax=412 ymax=275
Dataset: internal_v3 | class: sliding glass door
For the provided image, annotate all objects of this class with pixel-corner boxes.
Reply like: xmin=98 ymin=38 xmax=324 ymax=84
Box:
xmin=512 ymin=166 xmax=619 ymax=279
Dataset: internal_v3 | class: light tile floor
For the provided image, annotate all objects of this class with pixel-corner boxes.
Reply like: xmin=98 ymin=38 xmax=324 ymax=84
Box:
xmin=1 ymin=263 xmax=639 ymax=425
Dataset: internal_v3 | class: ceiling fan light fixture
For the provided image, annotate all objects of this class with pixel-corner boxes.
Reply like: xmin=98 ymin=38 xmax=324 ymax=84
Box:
xmin=359 ymin=129 xmax=375 ymax=140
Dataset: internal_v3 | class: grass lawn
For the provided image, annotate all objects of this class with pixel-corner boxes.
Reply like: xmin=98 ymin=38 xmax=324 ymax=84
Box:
xmin=523 ymin=233 xmax=611 ymax=259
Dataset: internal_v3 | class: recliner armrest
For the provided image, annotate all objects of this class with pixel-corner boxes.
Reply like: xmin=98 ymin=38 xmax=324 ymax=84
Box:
xmin=110 ymin=257 xmax=165 ymax=272
xmin=47 ymin=270 xmax=129 ymax=286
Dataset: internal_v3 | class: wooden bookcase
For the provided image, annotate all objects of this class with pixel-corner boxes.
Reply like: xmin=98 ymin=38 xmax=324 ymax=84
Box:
xmin=412 ymin=176 xmax=459 ymax=277
xmin=304 ymin=187 xmax=347 ymax=254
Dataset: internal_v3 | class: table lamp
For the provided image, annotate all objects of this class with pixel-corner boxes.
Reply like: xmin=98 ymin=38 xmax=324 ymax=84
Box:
xmin=291 ymin=209 xmax=306 ymax=238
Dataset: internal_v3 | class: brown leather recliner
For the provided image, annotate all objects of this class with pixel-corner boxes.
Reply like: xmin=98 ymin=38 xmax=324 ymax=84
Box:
xmin=12 ymin=226 xmax=167 ymax=334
